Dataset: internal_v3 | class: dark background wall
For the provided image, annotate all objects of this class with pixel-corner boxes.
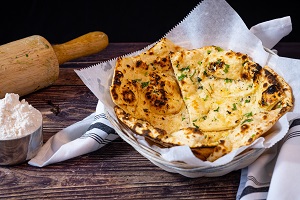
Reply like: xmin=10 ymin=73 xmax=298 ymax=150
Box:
xmin=0 ymin=0 xmax=298 ymax=45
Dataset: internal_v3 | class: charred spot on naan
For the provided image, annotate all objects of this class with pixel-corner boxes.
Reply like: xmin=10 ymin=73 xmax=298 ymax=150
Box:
xmin=259 ymin=66 xmax=293 ymax=112
xmin=142 ymin=71 xmax=183 ymax=115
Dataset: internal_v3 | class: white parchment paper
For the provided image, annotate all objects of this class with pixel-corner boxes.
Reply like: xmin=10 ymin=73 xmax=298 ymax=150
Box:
xmin=75 ymin=0 xmax=300 ymax=167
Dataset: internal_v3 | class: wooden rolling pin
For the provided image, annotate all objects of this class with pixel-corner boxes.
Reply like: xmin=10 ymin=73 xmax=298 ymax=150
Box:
xmin=0 ymin=31 xmax=108 ymax=98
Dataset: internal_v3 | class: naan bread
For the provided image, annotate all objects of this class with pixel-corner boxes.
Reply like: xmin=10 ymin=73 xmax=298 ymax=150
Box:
xmin=169 ymin=45 xmax=293 ymax=161
xmin=110 ymin=38 xmax=294 ymax=162
xmin=110 ymin=38 xmax=191 ymax=139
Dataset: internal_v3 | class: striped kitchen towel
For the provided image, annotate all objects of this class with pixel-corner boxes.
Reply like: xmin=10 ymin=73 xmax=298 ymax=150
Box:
xmin=236 ymin=113 xmax=300 ymax=200
xmin=28 ymin=100 xmax=119 ymax=167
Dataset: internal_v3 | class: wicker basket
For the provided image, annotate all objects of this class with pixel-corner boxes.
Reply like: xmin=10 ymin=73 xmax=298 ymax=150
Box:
xmin=106 ymin=110 xmax=265 ymax=178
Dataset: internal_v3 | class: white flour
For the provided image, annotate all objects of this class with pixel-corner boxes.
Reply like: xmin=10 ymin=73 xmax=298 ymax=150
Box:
xmin=0 ymin=93 xmax=42 ymax=140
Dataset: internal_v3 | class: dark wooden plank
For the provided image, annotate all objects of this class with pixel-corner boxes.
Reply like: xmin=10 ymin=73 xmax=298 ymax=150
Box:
xmin=22 ymin=84 xmax=97 ymax=141
xmin=0 ymin=140 xmax=241 ymax=200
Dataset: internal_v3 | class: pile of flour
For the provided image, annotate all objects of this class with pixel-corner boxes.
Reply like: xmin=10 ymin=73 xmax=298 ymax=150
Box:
xmin=0 ymin=93 xmax=42 ymax=140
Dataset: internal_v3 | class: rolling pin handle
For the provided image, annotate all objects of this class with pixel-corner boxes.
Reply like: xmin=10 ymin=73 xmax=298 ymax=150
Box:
xmin=52 ymin=31 xmax=109 ymax=65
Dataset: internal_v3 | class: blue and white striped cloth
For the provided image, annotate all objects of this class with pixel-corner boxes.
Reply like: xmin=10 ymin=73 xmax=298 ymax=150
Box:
xmin=237 ymin=113 xmax=300 ymax=200
xmin=28 ymin=101 xmax=119 ymax=167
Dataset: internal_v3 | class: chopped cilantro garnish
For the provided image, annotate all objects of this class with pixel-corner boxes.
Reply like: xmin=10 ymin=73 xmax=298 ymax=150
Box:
xmin=276 ymin=103 xmax=282 ymax=108
xmin=216 ymin=46 xmax=224 ymax=52
xmin=190 ymin=70 xmax=196 ymax=81
xmin=141 ymin=81 xmax=149 ymax=88
xmin=225 ymin=78 xmax=232 ymax=83
xmin=180 ymin=66 xmax=190 ymax=72
xmin=244 ymin=112 xmax=253 ymax=118
xmin=178 ymin=74 xmax=187 ymax=81
xmin=223 ymin=64 xmax=230 ymax=73
xmin=214 ymin=107 xmax=220 ymax=112
xmin=232 ymin=103 xmax=237 ymax=110
xmin=241 ymin=118 xmax=253 ymax=125
xmin=193 ymin=123 xmax=199 ymax=129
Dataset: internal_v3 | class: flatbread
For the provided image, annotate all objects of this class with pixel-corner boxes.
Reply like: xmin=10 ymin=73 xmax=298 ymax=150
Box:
xmin=110 ymin=38 xmax=294 ymax=162
xmin=110 ymin=38 xmax=191 ymax=140
xmin=168 ymin=45 xmax=293 ymax=161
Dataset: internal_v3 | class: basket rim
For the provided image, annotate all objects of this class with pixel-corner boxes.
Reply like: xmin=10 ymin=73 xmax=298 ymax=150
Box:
xmin=105 ymin=110 xmax=265 ymax=170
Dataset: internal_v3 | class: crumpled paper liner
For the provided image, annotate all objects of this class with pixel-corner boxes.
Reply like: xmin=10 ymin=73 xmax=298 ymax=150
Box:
xmin=75 ymin=0 xmax=300 ymax=168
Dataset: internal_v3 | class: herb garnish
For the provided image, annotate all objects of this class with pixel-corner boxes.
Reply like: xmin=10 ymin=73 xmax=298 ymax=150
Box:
xmin=178 ymin=74 xmax=187 ymax=81
xmin=223 ymin=64 xmax=230 ymax=73
xmin=241 ymin=118 xmax=253 ymax=124
xmin=141 ymin=81 xmax=149 ymax=88
xmin=216 ymin=46 xmax=223 ymax=52
xmin=214 ymin=107 xmax=220 ymax=112
xmin=180 ymin=66 xmax=190 ymax=72
xmin=193 ymin=123 xmax=199 ymax=129
xmin=225 ymin=78 xmax=232 ymax=83
xmin=232 ymin=103 xmax=237 ymax=110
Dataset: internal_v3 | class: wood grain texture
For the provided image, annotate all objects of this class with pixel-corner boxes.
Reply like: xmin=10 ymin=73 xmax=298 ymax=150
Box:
xmin=1 ymin=42 xmax=298 ymax=200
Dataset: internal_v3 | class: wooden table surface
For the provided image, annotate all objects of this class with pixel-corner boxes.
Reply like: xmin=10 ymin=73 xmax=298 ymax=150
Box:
xmin=0 ymin=42 xmax=299 ymax=200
